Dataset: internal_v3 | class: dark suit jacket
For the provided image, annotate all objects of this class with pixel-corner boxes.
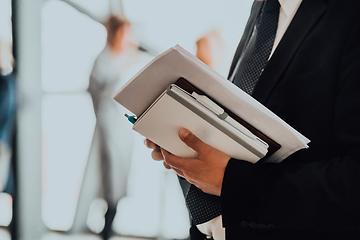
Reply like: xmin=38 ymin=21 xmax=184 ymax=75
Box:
xmin=191 ymin=0 xmax=360 ymax=239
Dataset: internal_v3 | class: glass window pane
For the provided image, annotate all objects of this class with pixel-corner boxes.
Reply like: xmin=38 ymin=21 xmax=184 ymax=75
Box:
xmin=0 ymin=193 xmax=12 ymax=227
xmin=0 ymin=227 xmax=11 ymax=240
xmin=41 ymin=0 xmax=106 ymax=93
xmin=40 ymin=0 xmax=253 ymax=238
xmin=41 ymin=93 xmax=96 ymax=231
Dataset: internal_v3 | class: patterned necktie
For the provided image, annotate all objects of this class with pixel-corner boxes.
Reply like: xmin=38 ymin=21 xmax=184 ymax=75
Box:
xmin=186 ymin=184 xmax=222 ymax=225
xmin=233 ymin=0 xmax=280 ymax=94
xmin=186 ymin=0 xmax=280 ymax=225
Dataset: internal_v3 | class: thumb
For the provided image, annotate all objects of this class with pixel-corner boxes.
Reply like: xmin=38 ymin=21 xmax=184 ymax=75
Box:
xmin=178 ymin=128 xmax=208 ymax=154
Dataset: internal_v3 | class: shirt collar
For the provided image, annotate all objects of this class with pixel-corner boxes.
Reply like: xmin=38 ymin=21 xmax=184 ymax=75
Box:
xmin=278 ymin=0 xmax=303 ymax=17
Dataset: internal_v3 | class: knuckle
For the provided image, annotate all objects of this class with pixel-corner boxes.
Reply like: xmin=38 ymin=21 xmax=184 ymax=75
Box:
xmin=183 ymin=133 xmax=198 ymax=146
xmin=145 ymin=140 xmax=150 ymax=148
xmin=152 ymin=150 xmax=163 ymax=160
xmin=146 ymin=141 xmax=154 ymax=149
xmin=163 ymin=162 xmax=171 ymax=169
xmin=188 ymin=135 xmax=198 ymax=145
xmin=163 ymin=156 xmax=170 ymax=164
xmin=187 ymin=178 xmax=196 ymax=185
xmin=187 ymin=171 xmax=197 ymax=181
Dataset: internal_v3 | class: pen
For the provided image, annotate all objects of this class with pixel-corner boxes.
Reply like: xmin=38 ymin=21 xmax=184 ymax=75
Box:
xmin=191 ymin=92 xmax=268 ymax=147
xmin=125 ymin=113 xmax=137 ymax=124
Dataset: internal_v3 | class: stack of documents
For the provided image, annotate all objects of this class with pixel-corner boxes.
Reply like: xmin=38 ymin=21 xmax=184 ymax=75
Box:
xmin=133 ymin=82 xmax=269 ymax=163
xmin=114 ymin=45 xmax=310 ymax=163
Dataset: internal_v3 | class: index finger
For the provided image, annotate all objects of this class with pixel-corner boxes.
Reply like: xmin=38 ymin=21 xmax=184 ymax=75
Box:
xmin=161 ymin=148 xmax=192 ymax=171
xmin=144 ymin=138 xmax=159 ymax=150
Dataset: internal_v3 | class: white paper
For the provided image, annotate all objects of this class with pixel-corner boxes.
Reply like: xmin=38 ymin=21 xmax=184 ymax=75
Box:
xmin=114 ymin=45 xmax=310 ymax=163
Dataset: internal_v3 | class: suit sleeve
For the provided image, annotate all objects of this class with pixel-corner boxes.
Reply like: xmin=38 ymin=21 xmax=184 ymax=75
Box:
xmin=220 ymin=13 xmax=360 ymax=233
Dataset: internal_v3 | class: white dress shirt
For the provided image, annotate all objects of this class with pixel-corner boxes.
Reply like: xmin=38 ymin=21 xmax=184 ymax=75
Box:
xmin=196 ymin=0 xmax=302 ymax=239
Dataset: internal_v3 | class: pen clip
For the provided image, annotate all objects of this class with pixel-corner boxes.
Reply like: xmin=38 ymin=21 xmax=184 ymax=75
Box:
xmin=191 ymin=92 xmax=268 ymax=147
xmin=191 ymin=92 xmax=225 ymax=116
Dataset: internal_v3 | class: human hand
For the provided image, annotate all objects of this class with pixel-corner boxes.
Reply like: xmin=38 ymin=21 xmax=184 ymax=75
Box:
xmin=144 ymin=138 xmax=172 ymax=169
xmin=162 ymin=128 xmax=231 ymax=196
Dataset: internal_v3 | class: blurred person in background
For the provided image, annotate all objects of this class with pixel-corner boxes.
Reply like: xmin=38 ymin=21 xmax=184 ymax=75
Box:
xmin=195 ymin=29 xmax=225 ymax=73
xmin=112 ymin=28 xmax=227 ymax=240
xmin=88 ymin=10 xmax=228 ymax=239
xmin=0 ymin=38 xmax=16 ymax=197
xmin=87 ymin=14 xmax=153 ymax=239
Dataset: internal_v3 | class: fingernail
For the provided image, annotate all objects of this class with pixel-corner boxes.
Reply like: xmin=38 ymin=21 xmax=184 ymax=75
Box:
xmin=179 ymin=128 xmax=190 ymax=139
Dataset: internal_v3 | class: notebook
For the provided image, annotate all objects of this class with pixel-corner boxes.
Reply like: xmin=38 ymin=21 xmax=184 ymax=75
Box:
xmin=130 ymin=81 xmax=269 ymax=163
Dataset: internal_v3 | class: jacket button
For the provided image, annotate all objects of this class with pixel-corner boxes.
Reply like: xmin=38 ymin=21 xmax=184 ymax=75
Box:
xmin=258 ymin=223 xmax=267 ymax=230
xmin=240 ymin=221 xmax=249 ymax=227
xmin=249 ymin=222 xmax=257 ymax=228
xmin=266 ymin=224 xmax=275 ymax=230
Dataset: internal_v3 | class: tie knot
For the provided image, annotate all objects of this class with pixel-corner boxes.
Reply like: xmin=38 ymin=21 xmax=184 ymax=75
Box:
xmin=263 ymin=0 xmax=280 ymax=13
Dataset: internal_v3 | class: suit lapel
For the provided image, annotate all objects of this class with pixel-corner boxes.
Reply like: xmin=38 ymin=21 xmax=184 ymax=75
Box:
xmin=228 ymin=1 xmax=264 ymax=79
xmin=252 ymin=0 xmax=327 ymax=104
